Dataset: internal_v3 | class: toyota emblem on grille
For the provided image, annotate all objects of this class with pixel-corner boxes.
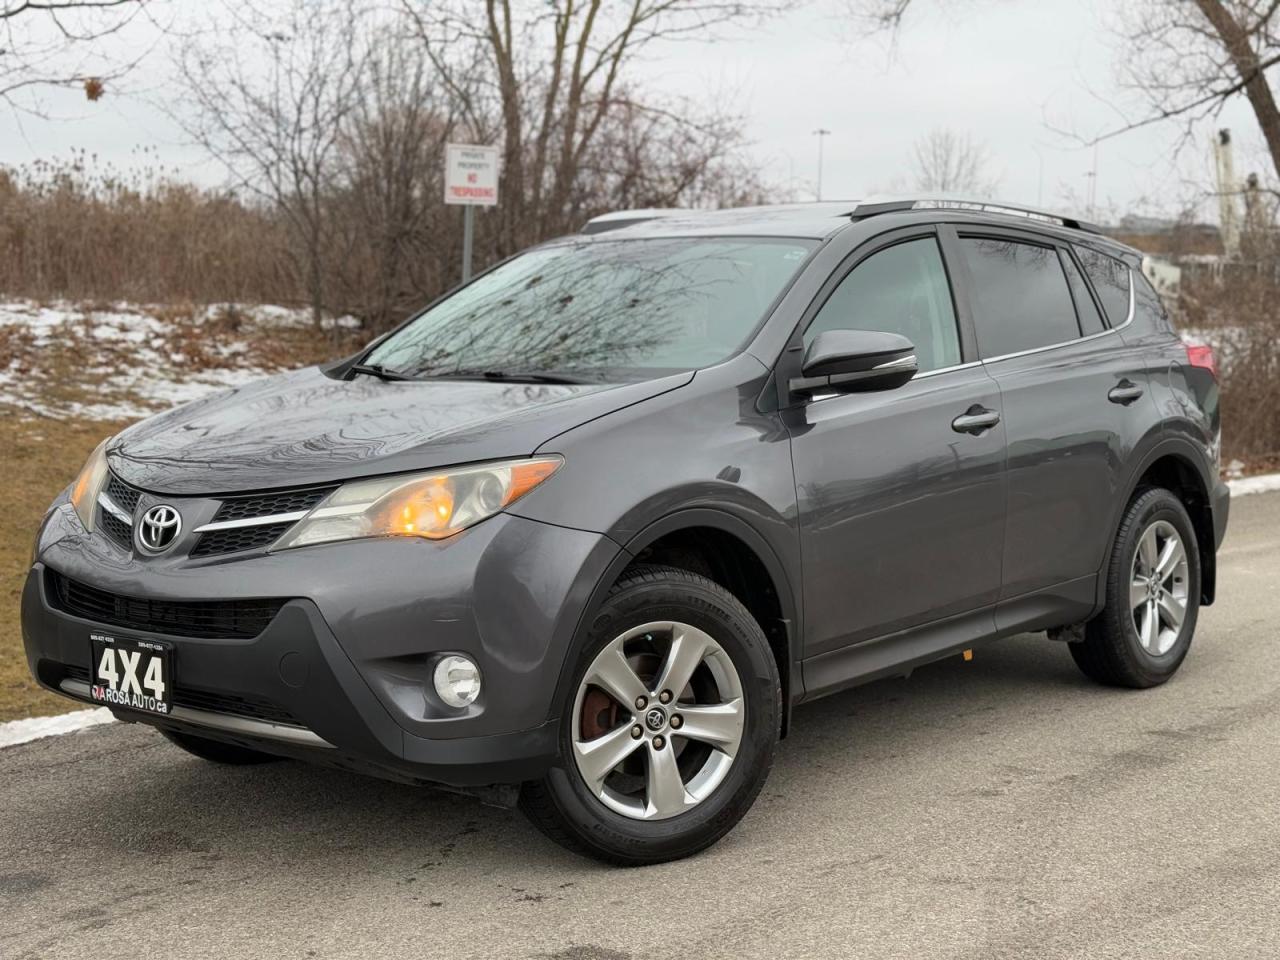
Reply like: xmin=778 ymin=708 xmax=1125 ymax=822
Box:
xmin=136 ymin=504 xmax=182 ymax=554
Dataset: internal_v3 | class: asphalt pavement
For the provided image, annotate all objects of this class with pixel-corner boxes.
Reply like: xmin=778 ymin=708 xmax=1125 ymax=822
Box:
xmin=3 ymin=492 xmax=1280 ymax=960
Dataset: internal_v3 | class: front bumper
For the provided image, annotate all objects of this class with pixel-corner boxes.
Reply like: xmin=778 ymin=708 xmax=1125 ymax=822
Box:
xmin=22 ymin=507 xmax=619 ymax=786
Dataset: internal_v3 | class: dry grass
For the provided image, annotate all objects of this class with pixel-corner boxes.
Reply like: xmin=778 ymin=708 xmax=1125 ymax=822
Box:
xmin=0 ymin=160 xmax=296 ymax=306
xmin=0 ymin=305 xmax=362 ymax=722
xmin=0 ymin=411 xmax=126 ymax=721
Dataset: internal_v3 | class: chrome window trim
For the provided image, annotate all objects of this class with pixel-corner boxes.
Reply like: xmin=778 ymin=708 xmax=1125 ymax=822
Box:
xmin=97 ymin=491 xmax=132 ymax=524
xmin=193 ymin=510 xmax=310 ymax=533
xmin=980 ymin=267 xmax=1135 ymax=366
xmin=912 ymin=359 xmax=984 ymax=380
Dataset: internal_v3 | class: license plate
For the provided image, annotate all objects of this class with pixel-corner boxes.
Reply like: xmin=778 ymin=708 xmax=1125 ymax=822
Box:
xmin=89 ymin=633 xmax=173 ymax=716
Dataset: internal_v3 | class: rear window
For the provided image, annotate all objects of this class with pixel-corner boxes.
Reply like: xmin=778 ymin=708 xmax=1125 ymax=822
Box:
xmin=960 ymin=237 xmax=1081 ymax=357
xmin=1074 ymin=246 xmax=1131 ymax=326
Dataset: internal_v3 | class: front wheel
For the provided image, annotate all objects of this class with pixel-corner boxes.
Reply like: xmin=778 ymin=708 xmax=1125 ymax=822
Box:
xmin=520 ymin=565 xmax=781 ymax=866
xmin=1071 ymin=487 xmax=1201 ymax=688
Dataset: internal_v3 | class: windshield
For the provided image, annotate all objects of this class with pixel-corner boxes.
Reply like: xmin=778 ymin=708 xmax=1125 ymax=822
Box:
xmin=365 ymin=237 xmax=816 ymax=380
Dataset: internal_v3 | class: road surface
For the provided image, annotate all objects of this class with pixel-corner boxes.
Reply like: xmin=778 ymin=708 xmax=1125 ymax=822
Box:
xmin=4 ymin=492 xmax=1280 ymax=960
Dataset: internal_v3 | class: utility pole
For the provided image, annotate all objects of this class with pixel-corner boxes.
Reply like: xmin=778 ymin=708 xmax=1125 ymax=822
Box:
xmin=813 ymin=128 xmax=831 ymax=202
xmin=1085 ymin=142 xmax=1099 ymax=221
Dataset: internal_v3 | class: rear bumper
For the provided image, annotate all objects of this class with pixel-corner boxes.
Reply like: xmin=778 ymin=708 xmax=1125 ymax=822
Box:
xmin=22 ymin=509 xmax=620 ymax=787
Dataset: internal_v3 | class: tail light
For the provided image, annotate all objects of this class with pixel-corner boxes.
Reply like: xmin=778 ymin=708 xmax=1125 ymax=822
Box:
xmin=1185 ymin=341 xmax=1218 ymax=380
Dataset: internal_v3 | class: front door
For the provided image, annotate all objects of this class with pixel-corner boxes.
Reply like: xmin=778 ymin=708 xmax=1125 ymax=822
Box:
xmin=785 ymin=230 xmax=1007 ymax=658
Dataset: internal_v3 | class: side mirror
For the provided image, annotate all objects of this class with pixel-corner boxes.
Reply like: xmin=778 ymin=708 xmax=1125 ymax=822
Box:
xmin=790 ymin=330 xmax=919 ymax=398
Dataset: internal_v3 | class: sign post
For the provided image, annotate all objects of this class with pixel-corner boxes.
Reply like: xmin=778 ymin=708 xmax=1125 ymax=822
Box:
xmin=444 ymin=143 xmax=499 ymax=284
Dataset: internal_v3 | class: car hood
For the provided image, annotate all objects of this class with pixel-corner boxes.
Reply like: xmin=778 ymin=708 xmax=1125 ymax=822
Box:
xmin=107 ymin=365 xmax=693 ymax=495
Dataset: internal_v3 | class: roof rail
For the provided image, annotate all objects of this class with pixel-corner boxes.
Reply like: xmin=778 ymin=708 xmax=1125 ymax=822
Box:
xmin=581 ymin=208 xmax=686 ymax=235
xmin=850 ymin=196 xmax=1104 ymax=235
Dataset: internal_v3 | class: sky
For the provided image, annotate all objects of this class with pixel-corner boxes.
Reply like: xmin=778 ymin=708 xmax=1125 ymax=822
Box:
xmin=0 ymin=0 xmax=1266 ymax=225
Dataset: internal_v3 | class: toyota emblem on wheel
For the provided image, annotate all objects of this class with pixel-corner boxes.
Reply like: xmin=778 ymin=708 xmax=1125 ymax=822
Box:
xmin=136 ymin=504 xmax=182 ymax=554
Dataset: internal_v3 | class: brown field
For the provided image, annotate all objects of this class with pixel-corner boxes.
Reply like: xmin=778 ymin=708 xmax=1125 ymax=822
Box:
xmin=0 ymin=411 xmax=125 ymax=720
xmin=0 ymin=302 xmax=360 ymax=721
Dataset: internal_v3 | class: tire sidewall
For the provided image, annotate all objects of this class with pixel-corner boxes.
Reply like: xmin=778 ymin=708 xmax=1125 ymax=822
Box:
xmin=543 ymin=572 xmax=780 ymax=862
xmin=1114 ymin=491 xmax=1201 ymax=680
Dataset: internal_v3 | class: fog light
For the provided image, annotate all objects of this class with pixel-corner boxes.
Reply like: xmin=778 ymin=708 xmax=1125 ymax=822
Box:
xmin=433 ymin=655 xmax=481 ymax=708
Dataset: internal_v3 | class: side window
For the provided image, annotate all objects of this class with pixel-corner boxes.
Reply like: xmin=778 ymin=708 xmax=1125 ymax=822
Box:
xmin=1074 ymin=245 xmax=1131 ymax=326
xmin=805 ymin=237 xmax=961 ymax=373
xmin=1059 ymin=249 xmax=1106 ymax=335
xmin=960 ymin=237 xmax=1081 ymax=357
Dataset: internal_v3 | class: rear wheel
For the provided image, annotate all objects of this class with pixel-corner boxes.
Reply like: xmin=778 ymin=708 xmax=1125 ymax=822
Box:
xmin=159 ymin=728 xmax=284 ymax=765
xmin=520 ymin=565 xmax=780 ymax=865
xmin=1071 ymin=488 xmax=1201 ymax=688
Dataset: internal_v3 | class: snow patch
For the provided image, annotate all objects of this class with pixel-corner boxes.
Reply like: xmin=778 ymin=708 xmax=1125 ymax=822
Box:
xmin=0 ymin=708 xmax=114 ymax=749
xmin=1228 ymin=473 xmax=1280 ymax=497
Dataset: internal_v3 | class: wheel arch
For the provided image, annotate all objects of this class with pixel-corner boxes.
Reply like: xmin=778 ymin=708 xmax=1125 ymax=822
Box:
xmin=551 ymin=508 xmax=801 ymax=738
xmin=1100 ymin=438 xmax=1218 ymax=609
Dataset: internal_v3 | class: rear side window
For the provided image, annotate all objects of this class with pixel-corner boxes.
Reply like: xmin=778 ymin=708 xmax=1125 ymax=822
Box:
xmin=1133 ymin=270 xmax=1174 ymax=334
xmin=960 ymin=237 xmax=1081 ymax=357
xmin=1059 ymin=250 xmax=1107 ymax=335
xmin=1074 ymin=246 xmax=1131 ymax=326
xmin=805 ymin=237 xmax=961 ymax=373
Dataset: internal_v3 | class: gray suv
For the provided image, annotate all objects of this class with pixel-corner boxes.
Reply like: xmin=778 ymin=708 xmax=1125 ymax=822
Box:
xmin=22 ymin=199 xmax=1229 ymax=865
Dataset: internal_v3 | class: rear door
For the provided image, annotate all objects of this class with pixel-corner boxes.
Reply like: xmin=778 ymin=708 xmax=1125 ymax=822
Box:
xmin=786 ymin=227 xmax=1007 ymax=657
xmin=951 ymin=226 xmax=1151 ymax=624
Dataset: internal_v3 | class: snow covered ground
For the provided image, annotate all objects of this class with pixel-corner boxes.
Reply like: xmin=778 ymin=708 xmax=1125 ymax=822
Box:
xmin=0 ymin=299 xmax=358 ymax=421
xmin=0 ymin=708 xmax=113 ymax=749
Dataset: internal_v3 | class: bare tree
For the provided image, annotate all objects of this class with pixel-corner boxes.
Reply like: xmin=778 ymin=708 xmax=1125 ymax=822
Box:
xmin=330 ymin=33 xmax=459 ymax=330
xmin=1 ymin=0 xmax=151 ymax=113
xmin=850 ymin=1 xmax=1280 ymax=188
xmin=910 ymin=127 xmax=997 ymax=195
xmin=1114 ymin=1 xmax=1280 ymax=184
xmin=173 ymin=0 xmax=366 ymax=328
xmin=398 ymin=1 xmax=784 ymax=256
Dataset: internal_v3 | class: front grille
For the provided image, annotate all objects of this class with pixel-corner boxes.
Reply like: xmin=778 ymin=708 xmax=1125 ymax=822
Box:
xmin=104 ymin=473 xmax=142 ymax=514
xmin=190 ymin=521 xmax=293 ymax=558
xmin=99 ymin=507 xmax=134 ymax=551
xmin=189 ymin=485 xmax=333 ymax=558
xmin=210 ymin=487 xmax=333 ymax=524
xmin=46 ymin=570 xmax=287 ymax=640
xmin=58 ymin=663 xmax=299 ymax=727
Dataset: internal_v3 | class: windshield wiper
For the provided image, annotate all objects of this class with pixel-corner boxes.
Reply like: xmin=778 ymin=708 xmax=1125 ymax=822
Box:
xmin=427 ymin=369 xmax=596 ymax=385
xmin=349 ymin=363 xmax=413 ymax=382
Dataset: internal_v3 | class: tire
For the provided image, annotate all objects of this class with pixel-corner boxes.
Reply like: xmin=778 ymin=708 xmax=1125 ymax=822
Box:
xmin=159 ymin=728 xmax=285 ymax=765
xmin=1071 ymin=487 xmax=1201 ymax=688
xmin=520 ymin=564 xmax=781 ymax=866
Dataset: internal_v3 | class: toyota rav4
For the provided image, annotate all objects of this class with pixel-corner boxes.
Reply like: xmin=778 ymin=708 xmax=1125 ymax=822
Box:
xmin=22 ymin=198 xmax=1229 ymax=865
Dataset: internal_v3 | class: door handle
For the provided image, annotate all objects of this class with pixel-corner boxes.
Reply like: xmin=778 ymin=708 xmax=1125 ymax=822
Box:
xmin=1108 ymin=380 xmax=1145 ymax=405
xmin=951 ymin=405 xmax=1001 ymax=435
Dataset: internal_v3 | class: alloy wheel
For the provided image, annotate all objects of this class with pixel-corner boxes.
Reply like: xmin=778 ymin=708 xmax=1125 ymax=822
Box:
xmin=1130 ymin=519 xmax=1190 ymax=656
xmin=571 ymin=620 xmax=746 ymax=821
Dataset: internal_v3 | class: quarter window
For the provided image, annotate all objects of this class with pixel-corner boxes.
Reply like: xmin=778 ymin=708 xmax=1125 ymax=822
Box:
xmin=805 ymin=237 xmax=961 ymax=373
xmin=1059 ymin=250 xmax=1107 ymax=336
xmin=1074 ymin=245 xmax=1131 ymax=326
xmin=960 ymin=237 xmax=1081 ymax=357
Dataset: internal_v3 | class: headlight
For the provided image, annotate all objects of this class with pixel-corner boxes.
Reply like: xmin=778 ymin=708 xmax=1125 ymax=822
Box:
xmin=272 ymin=456 xmax=562 ymax=551
xmin=69 ymin=437 xmax=112 ymax=533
